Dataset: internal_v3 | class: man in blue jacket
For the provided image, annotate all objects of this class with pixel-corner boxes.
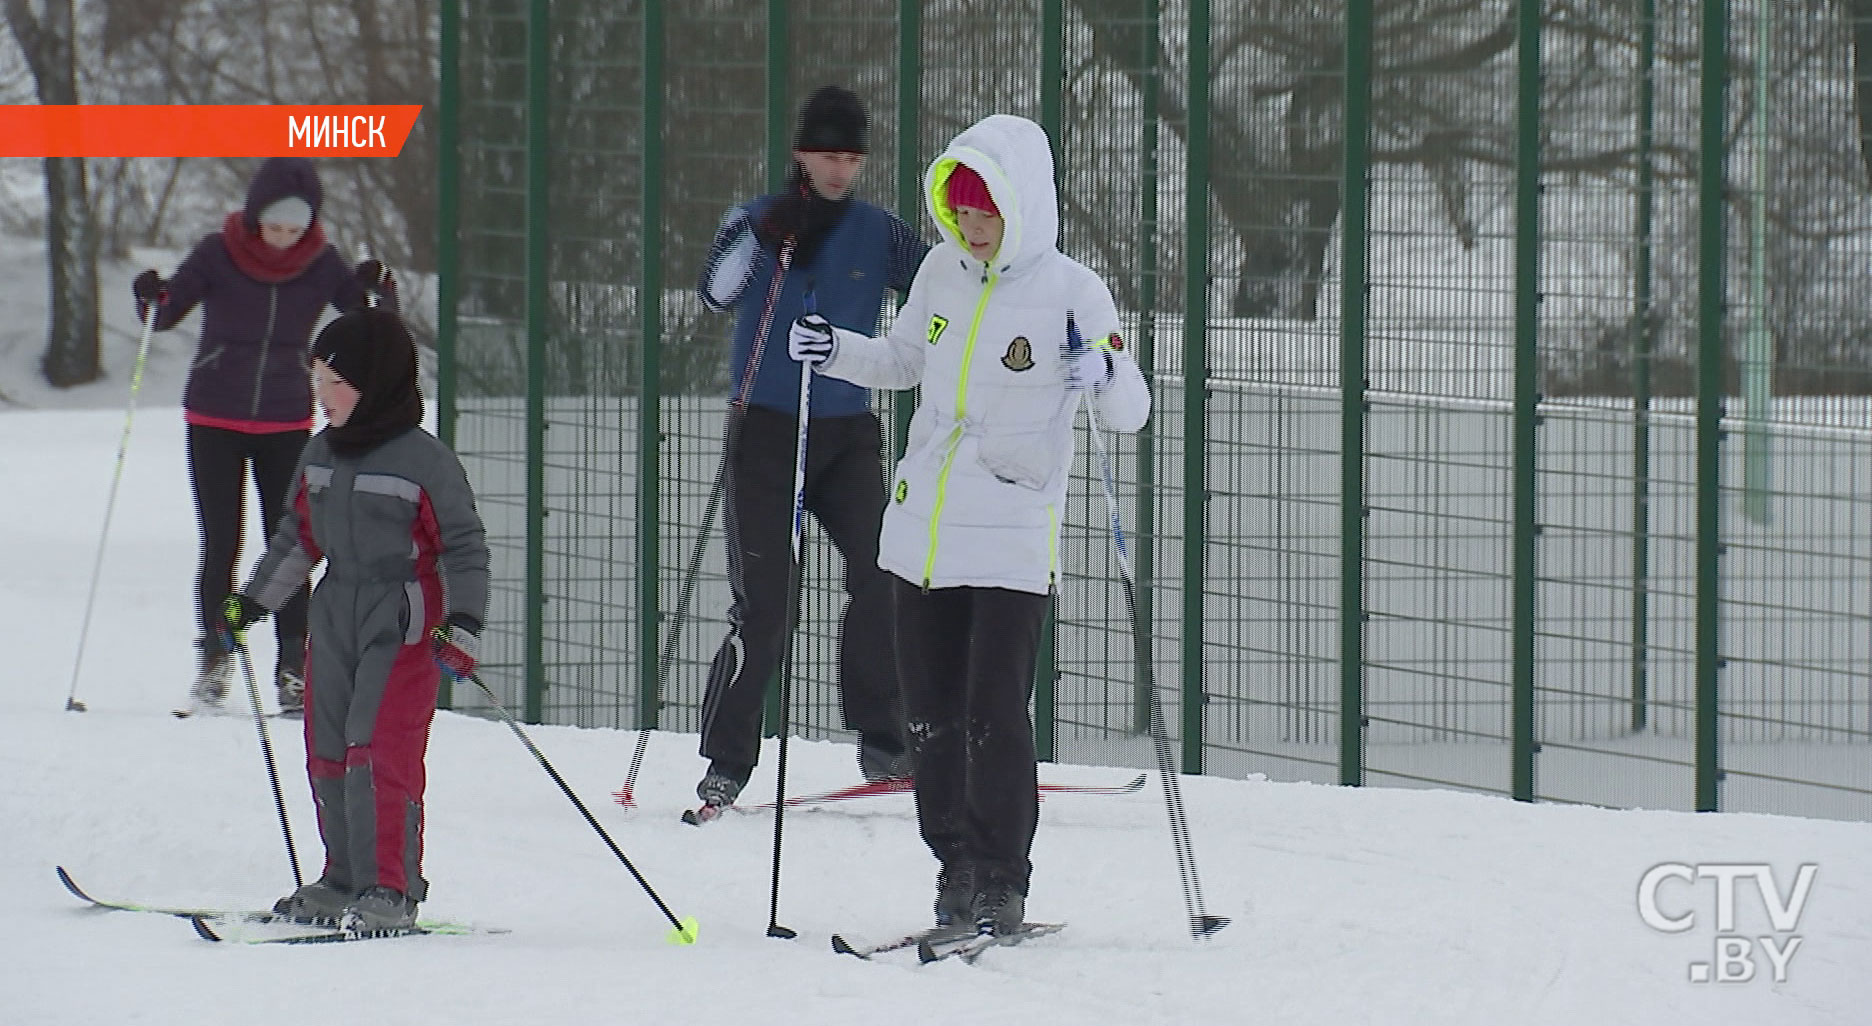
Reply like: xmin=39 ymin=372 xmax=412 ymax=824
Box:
xmin=692 ymin=85 xmax=929 ymax=809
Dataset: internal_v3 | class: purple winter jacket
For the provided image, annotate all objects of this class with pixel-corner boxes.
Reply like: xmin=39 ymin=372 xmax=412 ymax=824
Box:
xmin=156 ymin=237 xmax=388 ymax=426
xmin=150 ymin=157 xmax=397 ymax=427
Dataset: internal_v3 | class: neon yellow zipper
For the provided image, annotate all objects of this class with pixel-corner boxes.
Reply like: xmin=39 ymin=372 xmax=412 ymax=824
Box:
xmin=922 ymin=272 xmax=998 ymax=588
xmin=1046 ymin=503 xmax=1058 ymax=589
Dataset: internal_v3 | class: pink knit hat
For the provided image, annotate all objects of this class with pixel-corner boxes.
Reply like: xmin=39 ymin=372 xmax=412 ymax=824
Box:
xmin=946 ymin=163 xmax=999 ymax=216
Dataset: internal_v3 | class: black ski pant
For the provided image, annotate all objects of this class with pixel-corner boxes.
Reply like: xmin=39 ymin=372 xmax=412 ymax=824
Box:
xmin=892 ymin=575 xmax=1051 ymax=896
xmin=187 ymin=423 xmax=309 ymax=674
xmin=699 ymin=405 xmax=903 ymax=775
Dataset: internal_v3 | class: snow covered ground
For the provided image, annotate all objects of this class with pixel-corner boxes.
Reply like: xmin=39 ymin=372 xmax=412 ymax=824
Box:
xmin=0 ymin=230 xmax=1869 ymax=1023
xmin=5 ymin=410 xmax=1872 ymax=1024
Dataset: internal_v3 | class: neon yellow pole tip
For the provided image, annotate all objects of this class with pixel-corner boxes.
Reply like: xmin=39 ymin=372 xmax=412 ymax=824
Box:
xmin=666 ymin=916 xmax=700 ymax=946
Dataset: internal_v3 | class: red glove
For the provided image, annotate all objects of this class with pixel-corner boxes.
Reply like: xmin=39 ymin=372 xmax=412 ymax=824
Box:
xmin=431 ymin=616 xmax=480 ymax=681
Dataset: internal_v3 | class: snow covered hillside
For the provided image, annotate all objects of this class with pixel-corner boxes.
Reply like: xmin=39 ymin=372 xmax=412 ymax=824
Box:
xmin=4 ymin=410 xmax=1871 ymax=1024
xmin=1 ymin=228 xmax=1868 ymax=1024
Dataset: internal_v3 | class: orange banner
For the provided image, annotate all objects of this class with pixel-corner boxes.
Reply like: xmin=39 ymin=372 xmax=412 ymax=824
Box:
xmin=0 ymin=105 xmax=423 ymax=158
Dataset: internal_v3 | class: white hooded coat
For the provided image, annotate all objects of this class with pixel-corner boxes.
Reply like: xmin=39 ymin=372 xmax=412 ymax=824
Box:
xmin=816 ymin=114 xmax=1151 ymax=594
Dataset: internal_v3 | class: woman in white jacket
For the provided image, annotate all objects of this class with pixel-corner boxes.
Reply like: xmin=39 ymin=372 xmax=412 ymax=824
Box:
xmin=786 ymin=113 xmax=1150 ymax=935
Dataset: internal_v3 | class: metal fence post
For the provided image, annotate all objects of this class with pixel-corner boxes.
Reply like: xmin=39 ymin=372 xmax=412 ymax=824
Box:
xmin=1694 ymin=0 xmax=1729 ymax=813
xmin=1034 ymin=0 xmax=1065 ymax=764
xmin=1511 ymin=0 xmax=1542 ymax=803
xmin=523 ymin=0 xmax=550 ymax=724
xmin=1629 ymin=0 xmax=1657 ymax=735
xmin=436 ymin=0 xmax=461 ymax=710
xmin=1133 ymin=0 xmax=1162 ymax=739
xmin=893 ymin=0 xmax=920 ymax=465
xmin=637 ymin=1 xmax=665 ymax=732
xmin=1181 ymin=0 xmax=1211 ymax=776
xmin=761 ymin=0 xmax=789 ymax=737
xmin=1339 ymin=0 xmax=1373 ymax=787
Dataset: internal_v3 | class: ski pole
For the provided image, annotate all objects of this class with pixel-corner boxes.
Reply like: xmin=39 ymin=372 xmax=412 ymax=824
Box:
xmin=620 ymin=240 xmax=795 ymax=809
xmin=466 ymin=670 xmax=698 ymax=944
xmin=1068 ymin=314 xmax=1228 ymax=942
xmin=766 ymin=279 xmax=816 ymax=942
xmin=229 ymin=636 xmax=303 ymax=890
xmin=64 ymin=303 xmax=160 ymax=713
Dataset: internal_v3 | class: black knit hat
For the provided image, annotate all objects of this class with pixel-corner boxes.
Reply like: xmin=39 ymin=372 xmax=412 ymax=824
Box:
xmin=313 ymin=309 xmax=422 ymax=455
xmin=794 ymin=85 xmax=868 ymax=154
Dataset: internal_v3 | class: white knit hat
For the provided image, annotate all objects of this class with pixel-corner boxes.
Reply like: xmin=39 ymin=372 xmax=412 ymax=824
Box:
xmin=260 ymin=196 xmax=313 ymax=230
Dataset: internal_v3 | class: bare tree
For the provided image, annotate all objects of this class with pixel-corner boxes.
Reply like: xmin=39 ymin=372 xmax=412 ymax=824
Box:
xmin=5 ymin=0 xmax=100 ymax=387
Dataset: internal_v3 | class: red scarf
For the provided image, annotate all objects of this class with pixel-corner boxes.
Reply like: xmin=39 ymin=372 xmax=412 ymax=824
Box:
xmin=220 ymin=211 xmax=328 ymax=283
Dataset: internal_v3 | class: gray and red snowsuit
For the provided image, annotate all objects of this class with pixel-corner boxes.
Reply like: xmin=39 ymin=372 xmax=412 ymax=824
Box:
xmin=245 ymin=427 xmax=488 ymax=900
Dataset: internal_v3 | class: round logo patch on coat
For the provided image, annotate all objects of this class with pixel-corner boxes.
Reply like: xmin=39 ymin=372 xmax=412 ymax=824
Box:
xmin=1001 ymin=336 xmax=1035 ymax=372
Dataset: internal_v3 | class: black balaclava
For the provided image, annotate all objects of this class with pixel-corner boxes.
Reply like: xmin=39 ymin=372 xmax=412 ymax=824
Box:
xmin=312 ymin=309 xmax=422 ymax=456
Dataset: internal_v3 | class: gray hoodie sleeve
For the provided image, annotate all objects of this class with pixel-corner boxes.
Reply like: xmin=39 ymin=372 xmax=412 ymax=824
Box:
xmin=423 ymin=445 xmax=490 ymax=630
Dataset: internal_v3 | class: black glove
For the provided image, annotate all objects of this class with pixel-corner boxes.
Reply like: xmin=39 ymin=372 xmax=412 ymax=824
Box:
xmin=221 ymin=593 xmax=267 ymax=648
xmin=354 ymin=259 xmax=394 ymax=297
xmin=754 ymin=191 xmax=810 ymax=258
xmin=132 ymin=270 xmax=165 ymax=305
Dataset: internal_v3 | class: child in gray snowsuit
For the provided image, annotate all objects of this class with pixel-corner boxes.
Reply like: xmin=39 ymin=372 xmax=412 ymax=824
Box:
xmin=224 ymin=308 xmax=488 ymax=931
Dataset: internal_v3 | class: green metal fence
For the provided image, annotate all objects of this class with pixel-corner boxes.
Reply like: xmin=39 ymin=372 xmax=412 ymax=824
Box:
xmin=440 ymin=0 xmax=1872 ymax=821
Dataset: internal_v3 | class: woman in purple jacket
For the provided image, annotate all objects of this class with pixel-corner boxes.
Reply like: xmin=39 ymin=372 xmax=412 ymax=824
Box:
xmin=134 ymin=157 xmax=396 ymax=717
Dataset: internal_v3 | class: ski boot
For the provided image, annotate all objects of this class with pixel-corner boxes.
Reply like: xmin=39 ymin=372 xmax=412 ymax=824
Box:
xmin=696 ymin=761 xmax=750 ymax=808
xmin=971 ymin=877 xmax=1025 ymax=937
xmin=345 ymin=886 xmax=418 ymax=931
xmin=274 ymin=877 xmax=354 ymax=923
xmin=276 ymin=667 xmax=305 ymax=718
xmin=935 ymin=862 xmax=975 ymax=929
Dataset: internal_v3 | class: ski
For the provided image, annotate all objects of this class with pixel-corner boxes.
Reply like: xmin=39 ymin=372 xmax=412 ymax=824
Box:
xmin=172 ymin=706 xmax=293 ymax=720
xmin=917 ymin=922 xmax=1067 ymax=965
xmin=189 ymin=914 xmax=464 ymax=945
xmin=1042 ymin=773 xmax=1149 ymax=797
xmin=743 ymin=777 xmax=909 ymax=808
xmin=191 ymin=913 xmax=505 ymax=944
xmin=56 ymin=865 xmax=276 ymax=921
xmin=831 ymin=924 xmax=975 ymax=960
xmin=659 ymin=773 xmax=1148 ymax=822
xmin=61 ymin=866 xmax=500 ymax=938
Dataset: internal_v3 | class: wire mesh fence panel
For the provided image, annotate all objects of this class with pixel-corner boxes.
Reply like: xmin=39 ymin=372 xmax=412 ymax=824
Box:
xmin=654 ymin=4 xmax=773 ymax=744
xmin=1353 ymin=3 xmax=1522 ymax=795
xmin=1528 ymin=0 xmax=1703 ymax=812
xmin=1712 ymin=0 xmax=1872 ymax=818
xmin=1178 ymin=2 xmax=1349 ymax=785
xmin=452 ymin=0 xmax=531 ymax=719
xmin=443 ymin=0 xmax=1872 ymax=821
